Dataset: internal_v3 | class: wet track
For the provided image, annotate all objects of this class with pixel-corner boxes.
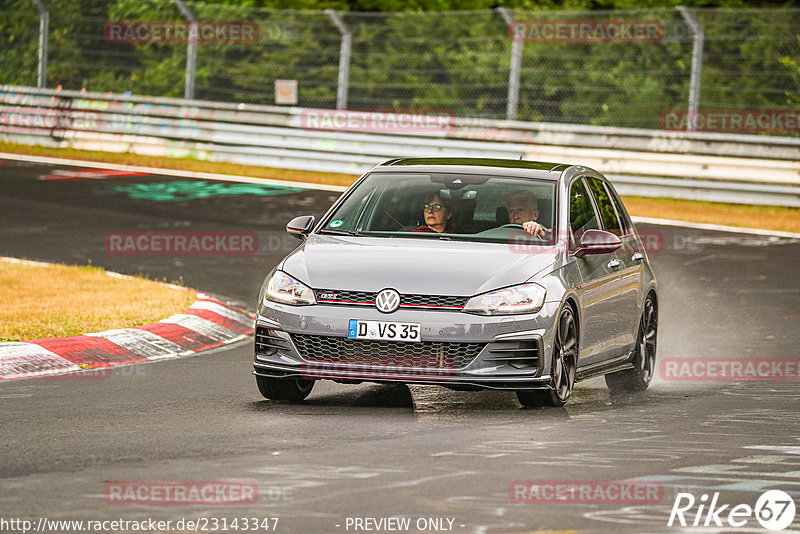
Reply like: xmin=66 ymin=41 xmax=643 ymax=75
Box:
xmin=1 ymin=157 xmax=800 ymax=533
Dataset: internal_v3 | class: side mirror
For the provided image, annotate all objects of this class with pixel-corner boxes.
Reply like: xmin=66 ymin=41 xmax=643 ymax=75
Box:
xmin=286 ymin=215 xmax=315 ymax=240
xmin=574 ymin=229 xmax=621 ymax=257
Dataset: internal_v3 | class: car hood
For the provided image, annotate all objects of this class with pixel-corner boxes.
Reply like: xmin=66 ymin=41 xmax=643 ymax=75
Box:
xmin=280 ymin=234 xmax=562 ymax=296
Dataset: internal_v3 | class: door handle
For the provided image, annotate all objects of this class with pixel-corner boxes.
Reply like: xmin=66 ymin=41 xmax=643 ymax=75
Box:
xmin=631 ymin=252 xmax=644 ymax=261
xmin=607 ymin=259 xmax=622 ymax=270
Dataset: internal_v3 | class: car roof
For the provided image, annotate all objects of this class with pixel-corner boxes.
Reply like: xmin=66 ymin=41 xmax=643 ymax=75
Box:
xmin=371 ymin=157 xmax=571 ymax=181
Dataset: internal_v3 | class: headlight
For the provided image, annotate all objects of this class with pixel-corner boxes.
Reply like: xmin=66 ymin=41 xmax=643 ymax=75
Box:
xmin=462 ymin=283 xmax=546 ymax=315
xmin=264 ymin=271 xmax=316 ymax=306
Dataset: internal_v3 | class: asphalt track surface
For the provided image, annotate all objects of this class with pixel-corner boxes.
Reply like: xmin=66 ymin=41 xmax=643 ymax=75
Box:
xmin=1 ymin=157 xmax=800 ymax=534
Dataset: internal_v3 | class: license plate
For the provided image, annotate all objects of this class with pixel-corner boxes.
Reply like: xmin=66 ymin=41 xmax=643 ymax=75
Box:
xmin=347 ymin=320 xmax=421 ymax=342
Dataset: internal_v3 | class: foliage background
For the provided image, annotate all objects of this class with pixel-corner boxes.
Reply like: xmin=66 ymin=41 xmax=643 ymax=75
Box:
xmin=1 ymin=0 xmax=798 ymax=129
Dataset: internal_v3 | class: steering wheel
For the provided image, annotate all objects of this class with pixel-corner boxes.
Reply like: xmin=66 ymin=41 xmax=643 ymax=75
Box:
xmin=383 ymin=210 xmax=410 ymax=231
xmin=500 ymin=223 xmax=550 ymax=240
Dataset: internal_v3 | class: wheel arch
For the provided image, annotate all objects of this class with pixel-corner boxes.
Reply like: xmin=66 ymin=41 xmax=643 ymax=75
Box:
xmin=560 ymin=293 xmax=581 ymax=362
xmin=645 ymin=286 xmax=658 ymax=311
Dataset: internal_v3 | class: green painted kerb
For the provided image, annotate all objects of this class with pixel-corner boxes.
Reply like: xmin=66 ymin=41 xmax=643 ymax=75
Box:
xmin=101 ymin=181 xmax=306 ymax=202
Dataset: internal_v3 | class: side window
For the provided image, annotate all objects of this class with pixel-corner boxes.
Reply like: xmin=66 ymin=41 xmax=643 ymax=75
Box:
xmin=607 ymin=184 xmax=633 ymax=235
xmin=569 ymin=178 xmax=600 ymax=247
xmin=587 ymin=178 xmax=622 ymax=235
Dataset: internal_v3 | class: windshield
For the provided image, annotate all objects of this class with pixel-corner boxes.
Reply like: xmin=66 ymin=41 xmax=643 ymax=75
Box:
xmin=319 ymin=172 xmax=557 ymax=245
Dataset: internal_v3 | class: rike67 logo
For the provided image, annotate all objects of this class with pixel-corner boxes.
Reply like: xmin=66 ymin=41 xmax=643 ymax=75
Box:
xmin=669 ymin=490 xmax=796 ymax=531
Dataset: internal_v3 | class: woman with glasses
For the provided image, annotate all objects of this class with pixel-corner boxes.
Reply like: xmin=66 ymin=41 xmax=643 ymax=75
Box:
xmin=413 ymin=193 xmax=456 ymax=233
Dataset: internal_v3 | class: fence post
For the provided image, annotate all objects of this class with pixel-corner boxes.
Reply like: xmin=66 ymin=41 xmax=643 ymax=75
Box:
xmin=677 ymin=6 xmax=704 ymax=132
xmin=325 ymin=9 xmax=351 ymax=110
xmin=496 ymin=8 xmax=521 ymax=121
xmin=172 ymin=0 xmax=197 ymax=100
xmin=30 ymin=0 xmax=49 ymax=88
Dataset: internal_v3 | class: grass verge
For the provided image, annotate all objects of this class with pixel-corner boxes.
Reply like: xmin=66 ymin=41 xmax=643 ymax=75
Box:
xmin=0 ymin=261 xmax=196 ymax=342
xmin=622 ymin=197 xmax=800 ymax=234
xmin=1 ymin=142 xmax=798 ymax=234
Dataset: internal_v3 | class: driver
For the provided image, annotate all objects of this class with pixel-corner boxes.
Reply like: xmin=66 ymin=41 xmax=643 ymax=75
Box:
xmin=507 ymin=191 xmax=547 ymax=237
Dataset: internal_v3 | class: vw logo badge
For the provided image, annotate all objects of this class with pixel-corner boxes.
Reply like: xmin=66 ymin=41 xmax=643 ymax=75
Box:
xmin=375 ymin=288 xmax=401 ymax=313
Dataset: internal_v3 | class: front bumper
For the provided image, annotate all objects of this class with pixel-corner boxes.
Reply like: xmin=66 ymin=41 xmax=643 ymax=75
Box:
xmin=253 ymin=301 xmax=559 ymax=391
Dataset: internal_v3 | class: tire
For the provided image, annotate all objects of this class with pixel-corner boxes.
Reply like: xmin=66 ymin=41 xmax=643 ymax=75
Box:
xmin=516 ymin=389 xmax=552 ymax=408
xmin=256 ymin=375 xmax=315 ymax=401
xmin=605 ymin=295 xmax=657 ymax=392
xmin=517 ymin=305 xmax=578 ymax=408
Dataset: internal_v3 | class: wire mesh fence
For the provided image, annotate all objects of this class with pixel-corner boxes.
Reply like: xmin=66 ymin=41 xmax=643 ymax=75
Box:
xmin=1 ymin=0 xmax=798 ymax=132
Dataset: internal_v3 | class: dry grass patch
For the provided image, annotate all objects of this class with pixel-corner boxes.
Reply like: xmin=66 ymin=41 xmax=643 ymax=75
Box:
xmin=622 ymin=196 xmax=800 ymax=234
xmin=0 ymin=261 xmax=196 ymax=342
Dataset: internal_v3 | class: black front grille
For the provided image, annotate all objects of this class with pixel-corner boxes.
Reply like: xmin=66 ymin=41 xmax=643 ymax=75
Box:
xmin=255 ymin=326 xmax=291 ymax=355
xmin=315 ymin=289 xmax=374 ymax=306
xmin=291 ymin=334 xmax=483 ymax=370
xmin=314 ymin=289 xmax=468 ymax=310
xmin=400 ymin=294 xmax=468 ymax=308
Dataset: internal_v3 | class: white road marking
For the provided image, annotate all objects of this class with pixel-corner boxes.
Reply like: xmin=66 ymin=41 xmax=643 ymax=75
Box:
xmin=5 ymin=152 xmax=796 ymax=236
xmin=0 ymin=152 xmax=348 ymax=192
xmin=632 ymin=216 xmax=800 ymax=238
xmin=745 ymin=446 xmax=800 ymax=455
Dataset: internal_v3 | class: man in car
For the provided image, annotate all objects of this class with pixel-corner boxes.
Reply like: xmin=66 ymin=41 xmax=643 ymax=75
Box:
xmin=507 ymin=191 xmax=547 ymax=237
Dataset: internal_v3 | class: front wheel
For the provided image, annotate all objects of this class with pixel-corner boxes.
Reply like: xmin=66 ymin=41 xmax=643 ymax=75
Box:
xmin=256 ymin=375 xmax=315 ymax=401
xmin=517 ymin=306 xmax=578 ymax=408
xmin=605 ymin=295 xmax=657 ymax=392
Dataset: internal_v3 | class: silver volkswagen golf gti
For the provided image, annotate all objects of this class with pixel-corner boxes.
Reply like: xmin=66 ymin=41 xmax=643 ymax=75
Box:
xmin=254 ymin=158 xmax=658 ymax=407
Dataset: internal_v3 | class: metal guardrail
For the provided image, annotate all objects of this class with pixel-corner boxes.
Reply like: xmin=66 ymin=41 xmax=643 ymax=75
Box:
xmin=1 ymin=85 xmax=799 ymax=206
